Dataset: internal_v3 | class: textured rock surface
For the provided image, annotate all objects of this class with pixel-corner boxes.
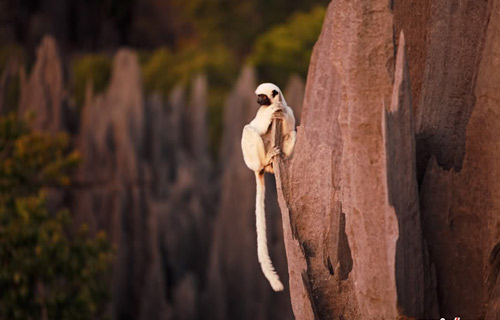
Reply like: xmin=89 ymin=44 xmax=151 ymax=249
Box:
xmin=394 ymin=0 xmax=490 ymax=178
xmin=393 ymin=0 xmax=500 ymax=318
xmin=418 ymin=2 xmax=500 ymax=318
xmin=276 ymin=1 xmax=403 ymax=318
xmin=274 ymin=0 xmax=500 ymax=319
xmin=384 ymin=33 xmax=438 ymax=318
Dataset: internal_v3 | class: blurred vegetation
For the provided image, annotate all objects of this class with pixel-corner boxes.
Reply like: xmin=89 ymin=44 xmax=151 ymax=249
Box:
xmin=173 ymin=0 xmax=328 ymax=56
xmin=0 ymin=2 xmax=328 ymax=316
xmin=248 ymin=6 xmax=326 ymax=84
xmin=0 ymin=114 xmax=113 ymax=319
xmin=71 ymin=54 xmax=112 ymax=107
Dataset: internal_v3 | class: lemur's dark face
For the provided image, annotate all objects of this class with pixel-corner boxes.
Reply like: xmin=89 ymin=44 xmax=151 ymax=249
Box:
xmin=257 ymin=94 xmax=271 ymax=106
xmin=256 ymin=90 xmax=279 ymax=106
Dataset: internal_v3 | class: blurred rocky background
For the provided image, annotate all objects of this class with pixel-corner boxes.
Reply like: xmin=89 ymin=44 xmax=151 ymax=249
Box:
xmin=0 ymin=0 xmax=317 ymax=319
xmin=1 ymin=0 xmax=500 ymax=319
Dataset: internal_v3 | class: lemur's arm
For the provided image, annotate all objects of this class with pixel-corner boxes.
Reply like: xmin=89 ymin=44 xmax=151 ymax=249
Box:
xmin=273 ymin=105 xmax=296 ymax=158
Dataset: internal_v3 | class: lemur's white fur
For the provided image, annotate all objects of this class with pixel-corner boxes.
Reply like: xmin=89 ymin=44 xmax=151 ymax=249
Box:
xmin=241 ymin=83 xmax=296 ymax=291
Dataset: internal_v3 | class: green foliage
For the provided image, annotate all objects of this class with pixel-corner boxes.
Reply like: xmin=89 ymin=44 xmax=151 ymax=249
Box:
xmin=248 ymin=6 xmax=326 ymax=84
xmin=72 ymin=54 xmax=112 ymax=107
xmin=0 ymin=114 xmax=113 ymax=320
xmin=141 ymin=48 xmax=176 ymax=95
xmin=174 ymin=0 xmax=328 ymax=55
xmin=0 ymin=113 xmax=81 ymax=195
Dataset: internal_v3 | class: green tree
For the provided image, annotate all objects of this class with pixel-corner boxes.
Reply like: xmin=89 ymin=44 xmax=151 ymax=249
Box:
xmin=0 ymin=113 xmax=113 ymax=320
xmin=173 ymin=0 xmax=328 ymax=56
xmin=248 ymin=6 xmax=326 ymax=84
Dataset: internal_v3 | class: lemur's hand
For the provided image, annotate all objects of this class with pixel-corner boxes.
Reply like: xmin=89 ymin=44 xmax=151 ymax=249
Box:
xmin=272 ymin=109 xmax=284 ymax=120
xmin=265 ymin=146 xmax=281 ymax=164
xmin=272 ymin=101 xmax=284 ymax=111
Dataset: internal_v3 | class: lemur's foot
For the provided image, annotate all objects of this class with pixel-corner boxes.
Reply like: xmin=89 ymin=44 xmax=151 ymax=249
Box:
xmin=265 ymin=146 xmax=281 ymax=163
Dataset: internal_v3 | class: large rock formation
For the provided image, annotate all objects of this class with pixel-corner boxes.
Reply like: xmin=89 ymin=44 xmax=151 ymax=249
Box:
xmin=274 ymin=2 xmax=433 ymax=318
xmin=417 ymin=2 xmax=500 ymax=318
xmin=14 ymin=41 xmax=220 ymax=319
xmin=274 ymin=0 xmax=500 ymax=319
xmin=394 ymin=0 xmax=490 ymax=179
xmin=75 ymin=49 xmax=161 ymax=320
xmin=394 ymin=0 xmax=499 ymax=318
xmin=18 ymin=36 xmax=71 ymax=132
xmin=74 ymin=49 xmax=220 ymax=320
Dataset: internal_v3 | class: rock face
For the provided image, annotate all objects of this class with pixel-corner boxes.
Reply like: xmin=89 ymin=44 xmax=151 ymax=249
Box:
xmin=394 ymin=0 xmax=490 ymax=179
xmin=395 ymin=0 xmax=499 ymax=318
xmin=18 ymin=36 xmax=70 ymax=132
xmin=274 ymin=2 xmax=431 ymax=318
xmin=384 ymin=33 xmax=438 ymax=317
xmin=274 ymin=0 xmax=500 ymax=319
xmin=417 ymin=2 xmax=500 ymax=318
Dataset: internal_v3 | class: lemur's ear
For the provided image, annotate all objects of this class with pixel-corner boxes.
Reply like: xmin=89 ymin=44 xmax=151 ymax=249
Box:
xmin=272 ymin=90 xmax=279 ymax=98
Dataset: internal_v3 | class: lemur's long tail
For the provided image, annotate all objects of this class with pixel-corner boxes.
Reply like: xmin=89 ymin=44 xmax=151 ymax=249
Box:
xmin=255 ymin=171 xmax=284 ymax=292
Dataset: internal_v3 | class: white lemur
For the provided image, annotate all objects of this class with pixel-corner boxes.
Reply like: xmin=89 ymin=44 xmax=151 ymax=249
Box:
xmin=241 ymin=83 xmax=296 ymax=291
